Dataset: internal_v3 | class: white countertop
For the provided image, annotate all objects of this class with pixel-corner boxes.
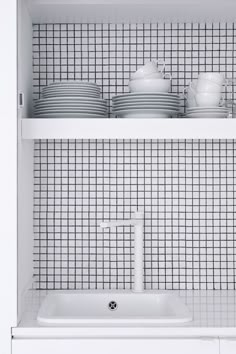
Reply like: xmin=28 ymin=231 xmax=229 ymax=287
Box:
xmin=12 ymin=290 xmax=236 ymax=338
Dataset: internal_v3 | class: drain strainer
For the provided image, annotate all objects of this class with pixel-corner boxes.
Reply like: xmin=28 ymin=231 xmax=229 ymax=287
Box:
xmin=108 ymin=301 xmax=118 ymax=311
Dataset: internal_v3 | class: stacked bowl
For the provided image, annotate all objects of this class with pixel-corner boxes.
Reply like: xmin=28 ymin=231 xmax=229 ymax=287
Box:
xmin=184 ymin=73 xmax=229 ymax=118
xmin=34 ymin=81 xmax=107 ymax=118
xmin=112 ymin=60 xmax=180 ymax=118
xmin=129 ymin=60 xmax=172 ymax=93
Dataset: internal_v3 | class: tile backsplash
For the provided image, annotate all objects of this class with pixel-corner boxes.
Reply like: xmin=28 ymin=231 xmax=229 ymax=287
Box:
xmin=33 ymin=23 xmax=236 ymax=290
xmin=34 ymin=140 xmax=236 ymax=290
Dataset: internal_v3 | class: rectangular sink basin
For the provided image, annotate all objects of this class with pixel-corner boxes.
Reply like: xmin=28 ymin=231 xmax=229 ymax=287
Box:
xmin=37 ymin=292 xmax=192 ymax=325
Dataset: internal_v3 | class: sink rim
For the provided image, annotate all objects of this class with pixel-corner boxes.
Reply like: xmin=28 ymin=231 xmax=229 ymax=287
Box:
xmin=37 ymin=290 xmax=193 ymax=325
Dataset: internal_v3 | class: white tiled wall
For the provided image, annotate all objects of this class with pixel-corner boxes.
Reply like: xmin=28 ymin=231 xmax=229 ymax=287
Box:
xmin=33 ymin=23 xmax=236 ymax=290
xmin=34 ymin=139 xmax=236 ymax=290
xmin=33 ymin=23 xmax=236 ymax=116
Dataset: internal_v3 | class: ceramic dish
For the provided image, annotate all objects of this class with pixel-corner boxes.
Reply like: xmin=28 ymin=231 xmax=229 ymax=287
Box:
xmin=186 ymin=113 xmax=228 ymax=118
xmin=113 ymin=92 xmax=180 ymax=99
xmin=35 ymin=97 xmax=106 ymax=103
xmin=43 ymin=89 xmax=100 ymax=92
xmin=34 ymin=112 xmax=106 ymax=118
xmin=187 ymin=107 xmax=228 ymax=113
xmin=34 ymin=102 xmax=107 ymax=108
xmin=35 ymin=108 xmax=107 ymax=114
xmin=46 ymin=82 xmax=99 ymax=89
xmin=42 ymin=92 xmax=101 ymax=98
xmin=113 ymin=103 xmax=180 ymax=109
xmin=113 ymin=109 xmax=178 ymax=118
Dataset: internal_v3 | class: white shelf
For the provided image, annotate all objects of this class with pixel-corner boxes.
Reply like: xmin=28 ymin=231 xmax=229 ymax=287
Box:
xmin=28 ymin=0 xmax=236 ymax=23
xmin=21 ymin=118 xmax=236 ymax=140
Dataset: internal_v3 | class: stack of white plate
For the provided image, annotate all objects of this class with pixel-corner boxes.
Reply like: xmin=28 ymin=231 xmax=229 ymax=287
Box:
xmin=34 ymin=97 xmax=107 ymax=118
xmin=34 ymin=81 xmax=107 ymax=118
xmin=112 ymin=93 xmax=180 ymax=118
xmin=186 ymin=107 xmax=229 ymax=118
xmin=42 ymin=81 xmax=100 ymax=98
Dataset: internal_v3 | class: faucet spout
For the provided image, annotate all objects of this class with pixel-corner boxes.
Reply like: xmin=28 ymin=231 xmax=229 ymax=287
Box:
xmin=133 ymin=219 xmax=144 ymax=293
xmin=100 ymin=210 xmax=144 ymax=293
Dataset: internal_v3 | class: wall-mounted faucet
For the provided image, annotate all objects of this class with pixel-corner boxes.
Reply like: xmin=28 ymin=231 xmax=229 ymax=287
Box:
xmin=100 ymin=210 xmax=144 ymax=293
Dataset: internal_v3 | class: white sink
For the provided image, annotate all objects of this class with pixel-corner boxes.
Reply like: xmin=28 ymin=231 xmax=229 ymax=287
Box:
xmin=37 ymin=292 xmax=192 ymax=325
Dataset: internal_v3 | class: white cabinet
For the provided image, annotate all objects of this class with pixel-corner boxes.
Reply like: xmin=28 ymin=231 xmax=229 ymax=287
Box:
xmin=12 ymin=338 xmax=219 ymax=354
xmin=0 ymin=2 xmax=17 ymax=354
xmin=220 ymin=339 xmax=236 ymax=354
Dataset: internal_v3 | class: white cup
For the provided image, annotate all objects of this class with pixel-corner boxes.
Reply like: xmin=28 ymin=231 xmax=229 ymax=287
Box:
xmin=198 ymin=72 xmax=225 ymax=86
xmin=195 ymin=92 xmax=223 ymax=107
xmin=196 ymin=79 xmax=222 ymax=93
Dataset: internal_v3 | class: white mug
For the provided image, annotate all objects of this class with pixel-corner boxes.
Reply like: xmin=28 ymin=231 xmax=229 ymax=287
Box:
xmin=196 ymin=79 xmax=223 ymax=93
xmin=198 ymin=72 xmax=225 ymax=86
xmin=195 ymin=92 xmax=224 ymax=107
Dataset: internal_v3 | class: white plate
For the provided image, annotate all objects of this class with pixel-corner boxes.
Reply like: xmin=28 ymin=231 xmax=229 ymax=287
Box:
xmin=187 ymin=107 xmax=228 ymax=112
xmin=186 ymin=113 xmax=228 ymax=118
xmin=35 ymin=107 xmax=107 ymax=112
xmin=42 ymin=93 xmax=101 ymax=98
xmin=113 ymin=108 xmax=180 ymax=114
xmin=113 ymin=103 xmax=180 ymax=109
xmin=187 ymin=110 xmax=228 ymax=114
xmin=114 ymin=109 xmax=178 ymax=118
xmin=35 ymin=99 xmax=107 ymax=105
xmin=113 ymin=92 xmax=180 ymax=99
xmin=113 ymin=95 xmax=180 ymax=100
xmin=113 ymin=100 xmax=180 ymax=106
xmin=43 ymin=84 xmax=100 ymax=89
xmin=43 ymin=89 xmax=100 ymax=94
xmin=113 ymin=104 xmax=180 ymax=110
xmin=35 ymin=106 xmax=107 ymax=111
xmin=42 ymin=90 xmax=100 ymax=97
xmin=35 ymin=102 xmax=107 ymax=109
xmin=43 ymin=91 xmax=100 ymax=96
xmin=113 ymin=97 xmax=180 ymax=103
xmin=48 ymin=81 xmax=99 ymax=87
xmin=187 ymin=110 xmax=229 ymax=114
xmin=35 ymin=110 xmax=107 ymax=115
xmin=43 ymin=85 xmax=100 ymax=89
xmin=35 ymin=97 xmax=106 ymax=104
xmin=35 ymin=103 xmax=107 ymax=108
xmin=34 ymin=113 xmax=106 ymax=118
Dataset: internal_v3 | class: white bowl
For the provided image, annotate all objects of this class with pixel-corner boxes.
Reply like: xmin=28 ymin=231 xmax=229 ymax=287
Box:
xmin=129 ymin=79 xmax=171 ymax=93
xmin=131 ymin=61 xmax=162 ymax=80
xmin=133 ymin=72 xmax=163 ymax=80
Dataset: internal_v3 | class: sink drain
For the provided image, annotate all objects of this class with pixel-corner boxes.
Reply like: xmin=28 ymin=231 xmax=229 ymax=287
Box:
xmin=108 ymin=301 xmax=118 ymax=311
